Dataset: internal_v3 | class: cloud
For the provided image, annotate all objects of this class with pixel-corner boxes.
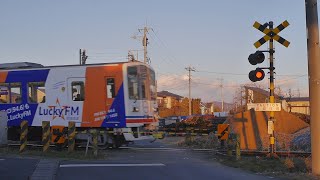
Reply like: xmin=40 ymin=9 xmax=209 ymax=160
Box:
xmin=156 ymin=74 xmax=309 ymax=103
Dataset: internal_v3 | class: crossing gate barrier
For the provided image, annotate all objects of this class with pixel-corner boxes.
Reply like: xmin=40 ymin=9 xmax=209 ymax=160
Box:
xmin=19 ymin=120 xmax=28 ymax=153
xmin=217 ymin=124 xmax=229 ymax=141
xmin=68 ymin=122 xmax=76 ymax=153
xmin=90 ymin=129 xmax=98 ymax=157
xmin=51 ymin=126 xmax=67 ymax=145
xmin=42 ymin=121 xmax=50 ymax=152
xmin=152 ymin=132 xmax=165 ymax=139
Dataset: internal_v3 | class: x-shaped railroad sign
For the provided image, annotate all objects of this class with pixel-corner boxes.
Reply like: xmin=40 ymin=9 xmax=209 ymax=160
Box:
xmin=253 ymin=20 xmax=290 ymax=48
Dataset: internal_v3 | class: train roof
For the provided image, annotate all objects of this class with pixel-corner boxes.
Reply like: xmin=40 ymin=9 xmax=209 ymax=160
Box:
xmin=0 ymin=60 xmax=151 ymax=71
xmin=0 ymin=62 xmax=44 ymax=70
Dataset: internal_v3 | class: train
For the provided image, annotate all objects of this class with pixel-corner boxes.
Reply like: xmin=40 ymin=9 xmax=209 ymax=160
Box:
xmin=0 ymin=60 xmax=158 ymax=148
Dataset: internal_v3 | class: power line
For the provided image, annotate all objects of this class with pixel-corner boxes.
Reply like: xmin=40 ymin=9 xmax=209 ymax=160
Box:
xmin=195 ymin=69 xmax=308 ymax=77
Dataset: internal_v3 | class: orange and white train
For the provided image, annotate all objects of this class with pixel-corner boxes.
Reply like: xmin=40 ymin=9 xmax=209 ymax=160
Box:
xmin=0 ymin=61 xmax=158 ymax=147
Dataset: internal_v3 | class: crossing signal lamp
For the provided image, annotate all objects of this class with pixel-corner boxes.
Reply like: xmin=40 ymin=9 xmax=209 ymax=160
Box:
xmin=248 ymin=51 xmax=266 ymax=82
xmin=248 ymin=51 xmax=265 ymax=65
xmin=249 ymin=68 xmax=265 ymax=82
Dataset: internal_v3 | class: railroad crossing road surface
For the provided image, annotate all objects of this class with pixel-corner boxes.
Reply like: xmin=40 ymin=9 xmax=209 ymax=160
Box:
xmin=56 ymin=139 xmax=278 ymax=180
xmin=0 ymin=138 xmax=280 ymax=180
xmin=57 ymin=150 xmax=278 ymax=180
xmin=0 ymin=157 xmax=39 ymax=180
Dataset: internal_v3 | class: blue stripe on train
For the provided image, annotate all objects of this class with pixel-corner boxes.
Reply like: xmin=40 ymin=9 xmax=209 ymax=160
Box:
xmin=1 ymin=69 xmax=50 ymax=126
xmin=102 ymin=84 xmax=126 ymax=128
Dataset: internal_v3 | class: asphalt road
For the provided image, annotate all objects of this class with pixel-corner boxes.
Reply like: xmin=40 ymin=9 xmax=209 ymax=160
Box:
xmin=0 ymin=137 xmax=280 ymax=180
xmin=0 ymin=156 xmax=39 ymax=180
xmin=56 ymin=138 xmax=278 ymax=180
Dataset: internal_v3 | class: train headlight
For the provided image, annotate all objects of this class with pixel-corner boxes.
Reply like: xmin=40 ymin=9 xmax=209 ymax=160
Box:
xmin=132 ymin=107 xmax=139 ymax=112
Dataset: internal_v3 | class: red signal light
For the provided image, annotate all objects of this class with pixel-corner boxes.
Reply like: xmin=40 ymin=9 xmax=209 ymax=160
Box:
xmin=256 ymin=71 xmax=263 ymax=78
xmin=249 ymin=68 xmax=265 ymax=82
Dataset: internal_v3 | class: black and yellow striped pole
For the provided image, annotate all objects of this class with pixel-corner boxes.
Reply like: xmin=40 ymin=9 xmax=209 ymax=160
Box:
xmin=42 ymin=121 xmax=50 ymax=153
xmin=185 ymin=127 xmax=191 ymax=144
xmin=19 ymin=120 xmax=28 ymax=153
xmin=235 ymin=134 xmax=241 ymax=160
xmin=68 ymin=121 xmax=76 ymax=153
xmin=268 ymin=21 xmax=276 ymax=157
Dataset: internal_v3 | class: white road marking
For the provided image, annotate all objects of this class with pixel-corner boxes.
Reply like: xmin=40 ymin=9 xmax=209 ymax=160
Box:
xmin=60 ymin=163 xmax=165 ymax=168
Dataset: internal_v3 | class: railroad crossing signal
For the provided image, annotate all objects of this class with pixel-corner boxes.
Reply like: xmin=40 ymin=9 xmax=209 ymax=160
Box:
xmin=249 ymin=20 xmax=290 ymax=157
xmin=248 ymin=51 xmax=265 ymax=65
xmin=253 ymin=20 xmax=290 ymax=48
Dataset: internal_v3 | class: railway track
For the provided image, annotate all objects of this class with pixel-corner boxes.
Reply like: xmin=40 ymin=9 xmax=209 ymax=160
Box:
xmin=217 ymin=150 xmax=311 ymax=157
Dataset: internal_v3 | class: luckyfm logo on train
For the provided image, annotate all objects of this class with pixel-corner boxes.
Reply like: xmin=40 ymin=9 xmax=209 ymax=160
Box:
xmin=38 ymin=98 xmax=79 ymax=120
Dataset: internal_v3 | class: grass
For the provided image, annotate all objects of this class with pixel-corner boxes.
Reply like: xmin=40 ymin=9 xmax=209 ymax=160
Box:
xmin=212 ymin=154 xmax=319 ymax=180
xmin=177 ymin=134 xmax=319 ymax=180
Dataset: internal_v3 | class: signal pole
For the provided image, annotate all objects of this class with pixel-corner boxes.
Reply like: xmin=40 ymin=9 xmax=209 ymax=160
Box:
xmin=268 ymin=21 xmax=276 ymax=157
xmin=305 ymin=0 xmax=320 ymax=175
xmin=186 ymin=66 xmax=195 ymax=116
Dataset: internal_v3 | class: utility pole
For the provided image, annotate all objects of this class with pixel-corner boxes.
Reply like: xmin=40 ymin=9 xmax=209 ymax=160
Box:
xmin=79 ymin=49 xmax=82 ymax=65
xmin=218 ymin=78 xmax=224 ymax=112
xmin=139 ymin=26 xmax=152 ymax=64
xmin=305 ymin=0 xmax=320 ymax=175
xmin=185 ymin=66 xmax=195 ymax=116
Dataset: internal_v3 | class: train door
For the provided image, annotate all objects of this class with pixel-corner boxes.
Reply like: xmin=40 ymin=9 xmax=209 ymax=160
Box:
xmin=104 ymin=76 xmax=120 ymax=126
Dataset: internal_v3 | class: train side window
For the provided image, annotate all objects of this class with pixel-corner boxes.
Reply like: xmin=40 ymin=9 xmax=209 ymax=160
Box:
xmin=72 ymin=81 xmax=85 ymax=101
xmin=28 ymin=82 xmax=46 ymax=103
xmin=10 ymin=83 xmax=22 ymax=104
xmin=0 ymin=83 xmax=10 ymax=104
xmin=106 ymin=78 xmax=116 ymax=98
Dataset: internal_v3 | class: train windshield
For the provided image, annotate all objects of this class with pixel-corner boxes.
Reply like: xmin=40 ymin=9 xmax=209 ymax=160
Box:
xmin=127 ymin=65 xmax=156 ymax=100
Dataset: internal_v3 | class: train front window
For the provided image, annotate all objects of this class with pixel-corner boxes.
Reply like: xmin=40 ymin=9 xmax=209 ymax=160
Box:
xmin=150 ymin=69 xmax=156 ymax=100
xmin=128 ymin=66 xmax=139 ymax=100
xmin=127 ymin=65 xmax=156 ymax=100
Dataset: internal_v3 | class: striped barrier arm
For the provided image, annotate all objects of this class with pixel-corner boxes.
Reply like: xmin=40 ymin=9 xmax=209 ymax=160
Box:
xmin=68 ymin=121 xmax=76 ymax=153
xmin=42 ymin=121 xmax=50 ymax=153
xmin=19 ymin=120 xmax=28 ymax=153
xmin=90 ymin=129 xmax=98 ymax=157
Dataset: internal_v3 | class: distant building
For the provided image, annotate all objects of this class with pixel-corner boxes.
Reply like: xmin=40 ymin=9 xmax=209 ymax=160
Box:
xmin=244 ymin=86 xmax=310 ymax=115
xmin=283 ymin=97 xmax=310 ymax=115
xmin=245 ymin=86 xmax=282 ymax=105
xmin=200 ymin=102 xmax=214 ymax=115
xmin=157 ymin=91 xmax=183 ymax=109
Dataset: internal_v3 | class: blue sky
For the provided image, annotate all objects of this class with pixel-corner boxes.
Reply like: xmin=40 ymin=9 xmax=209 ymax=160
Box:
xmin=0 ymin=1 xmax=314 ymax=103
